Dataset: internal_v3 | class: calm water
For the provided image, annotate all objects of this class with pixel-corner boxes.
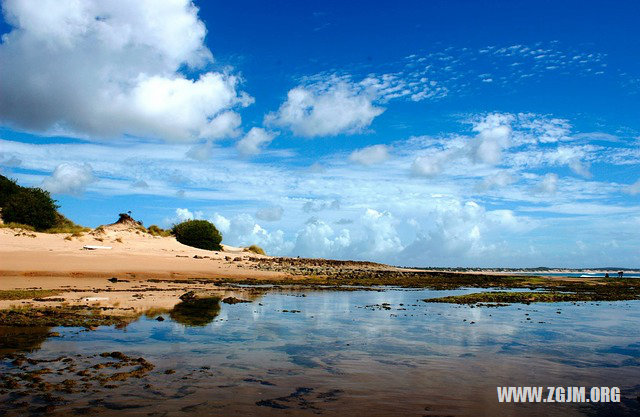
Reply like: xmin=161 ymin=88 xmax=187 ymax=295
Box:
xmin=1 ymin=288 xmax=639 ymax=416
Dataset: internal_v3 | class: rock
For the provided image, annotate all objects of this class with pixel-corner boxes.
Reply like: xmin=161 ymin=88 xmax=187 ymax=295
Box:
xmin=155 ymin=316 xmax=165 ymax=322
xmin=108 ymin=277 xmax=118 ymax=283
xmin=233 ymin=257 xmax=242 ymax=262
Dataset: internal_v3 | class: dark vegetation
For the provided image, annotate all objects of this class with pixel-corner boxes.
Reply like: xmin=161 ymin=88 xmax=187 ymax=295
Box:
xmin=172 ymin=219 xmax=222 ymax=251
xmin=0 ymin=174 xmax=86 ymax=233
xmin=423 ymin=290 xmax=640 ymax=305
xmin=0 ymin=290 xmax=62 ymax=301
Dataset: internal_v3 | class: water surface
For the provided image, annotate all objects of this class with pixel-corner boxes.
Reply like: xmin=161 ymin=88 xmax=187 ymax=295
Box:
xmin=1 ymin=288 xmax=639 ymax=416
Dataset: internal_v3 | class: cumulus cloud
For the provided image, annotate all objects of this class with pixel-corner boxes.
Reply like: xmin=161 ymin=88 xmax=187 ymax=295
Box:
xmin=174 ymin=208 xmax=195 ymax=223
xmin=349 ymin=144 xmax=390 ymax=166
xmin=236 ymin=128 xmax=278 ymax=156
xmin=470 ymin=114 xmax=513 ymax=165
xmin=255 ymin=206 xmax=284 ymax=221
xmin=212 ymin=213 xmax=292 ymax=254
xmin=41 ymin=163 xmax=95 ymax=195
xmin=211 ymin=213 xmax=231 ymax=234
xmin=0 ymin=0 xmax=251 ymax=141
xmin=292 ymin=218 xmax=351 ymax=258
xmin=265 ymin=76 xmax=384 ymax=137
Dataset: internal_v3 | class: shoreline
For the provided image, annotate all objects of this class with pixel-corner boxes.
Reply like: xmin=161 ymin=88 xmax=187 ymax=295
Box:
xmin=2 ymin=225 xmax=640 ymax=328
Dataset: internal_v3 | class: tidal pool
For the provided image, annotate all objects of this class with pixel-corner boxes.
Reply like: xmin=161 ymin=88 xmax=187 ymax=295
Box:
xmin=1 ymin=288 xmax=639 ymax=416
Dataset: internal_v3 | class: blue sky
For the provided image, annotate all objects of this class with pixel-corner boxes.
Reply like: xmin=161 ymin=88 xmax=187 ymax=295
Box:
xmin=0 ymin=0 xmax=639 ymax=267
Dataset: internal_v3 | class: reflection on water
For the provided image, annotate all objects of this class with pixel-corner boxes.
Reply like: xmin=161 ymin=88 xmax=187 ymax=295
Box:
xmin=0 ymin=326 xmax=52 ymax=355
xmin=1 ymin=288 xmax=639 ymax=416
xmin=169 ymin=297 xmax=221 ymax=327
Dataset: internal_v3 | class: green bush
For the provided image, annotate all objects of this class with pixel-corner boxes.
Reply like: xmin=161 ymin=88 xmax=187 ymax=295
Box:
xmin=2 ymin=187 xmax=58 ymax=231
xmin=172 ymin=220 xmax=222 ymax=251
xmin=0 ymin=175 xmax=20 ymax=207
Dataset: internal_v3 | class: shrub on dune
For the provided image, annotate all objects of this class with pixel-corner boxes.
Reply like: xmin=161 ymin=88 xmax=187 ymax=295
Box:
xmin=1 ymin=187 xmax=58 ymax=231
xmin=172 ymin=220 xmax=222 ymax=251
xmin=147 ymin=224 xmax=172 ymax=237
xmin=0 ymin=176 xmax=21 ymax=207
xmin=245 ymin=244 xmax=266 ymax=255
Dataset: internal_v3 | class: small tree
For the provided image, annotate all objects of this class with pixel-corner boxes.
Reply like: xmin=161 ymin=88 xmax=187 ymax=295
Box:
xmin=2 ymin=188 xmax=58 ymax=231
xmin=172 ymin=220 xmax=222 ymax=250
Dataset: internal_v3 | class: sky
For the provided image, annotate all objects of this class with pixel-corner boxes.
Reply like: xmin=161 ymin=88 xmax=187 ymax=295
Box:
xmin=0 ymin=0 xmax=639 ymax=268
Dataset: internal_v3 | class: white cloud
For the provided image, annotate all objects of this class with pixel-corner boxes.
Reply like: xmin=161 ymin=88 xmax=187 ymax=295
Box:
xmin=212 ymin=212 xmax=292 ymax=254
xmin=302 ymin=199 xmax=340 ymax=213
xmin=236 ymin=128 xmax=278 ymax=156
xmin=411 ymin=155 xmax=443 ymax=178
xmin=0 ymin=0 xmax=250 ymax=141
xmin=537 ymin=173 xmax=558 ymax=194
xmin=477 ymin=171 xmax=516 ymax=190
xmin=265 ymin=76 xmax=384 ymax=137
xmin=174 ymin=208 xmax=195 ymax=223
xmin=186 ymin=141 xmax=213 ymax=161
xmin=292 ymin=218 xmax=351 ymax=258
xmin=626 ymin=179 xmax=640 ymax=195
xmin=255 ymin=206 xmax=284 ymax=221
xmin=349 ymin=144 xmax=390 ymax=166
xmin=41 ymin=162 xmax=95 ymax=195
xmin=470 ymin=114 xmax=513 ymax=165
xmin=211 ymin=213 xmax=231 ymax=234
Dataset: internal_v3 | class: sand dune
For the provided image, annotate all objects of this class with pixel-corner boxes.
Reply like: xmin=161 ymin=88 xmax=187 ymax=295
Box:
xmin=0 ymin=223 xmax=279 ymax=284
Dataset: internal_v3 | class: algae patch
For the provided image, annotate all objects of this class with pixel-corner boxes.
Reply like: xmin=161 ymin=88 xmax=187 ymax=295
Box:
xmin=423 ymin=290 xmax=640 ymax=305
xmin=0 ymin=289 xmax=62 ymax=301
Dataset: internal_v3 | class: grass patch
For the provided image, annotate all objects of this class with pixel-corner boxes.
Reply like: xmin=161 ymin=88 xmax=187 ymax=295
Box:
xmin=244 ymin=244 xmax=266 ymax=255
xmin=0 ymin=290 xmax=62 ymax=301
xmin=0 ymin=222 xmax=35 ymax=231
xmin=423 ymin=290 xmax=640 ymax=305
xmin=147 ymin=224 xmax=172 ymax=237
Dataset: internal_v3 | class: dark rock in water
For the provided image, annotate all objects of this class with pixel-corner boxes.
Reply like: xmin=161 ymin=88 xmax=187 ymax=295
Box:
xmin=179 ymin=291 xmax=196 ymax=301
xmin=155 ymin=316 xmax=164 ymax=322
xmin=222 ymin=297 xmax=251 ymax=304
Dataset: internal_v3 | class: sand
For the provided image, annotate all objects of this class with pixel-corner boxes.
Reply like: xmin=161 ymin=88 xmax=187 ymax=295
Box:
xmin=0 ymin=224 xmax=283 ymax=284
xmin=0 ymin=223 xmax=289 ymax=315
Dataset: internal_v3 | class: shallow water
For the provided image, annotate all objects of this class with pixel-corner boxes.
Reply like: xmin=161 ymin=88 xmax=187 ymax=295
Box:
xmin=1 ymin=288 xmax=639 ymax=416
